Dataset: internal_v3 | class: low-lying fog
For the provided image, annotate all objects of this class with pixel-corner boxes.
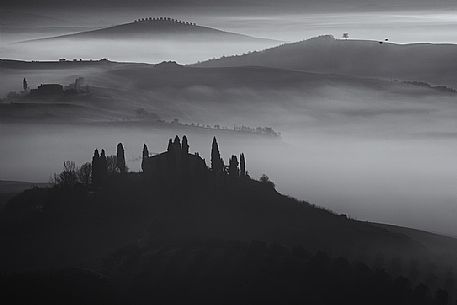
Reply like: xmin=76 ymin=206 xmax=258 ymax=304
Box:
xmin=2 ymin=61 xmax=457 ymax=236
xmin=2 ymin=9 xmax=457 ymax=237
xmin=1 ymin=118 xmax=457 ymax=237
xmin=3 ymin=11 xmax=457 ymax=63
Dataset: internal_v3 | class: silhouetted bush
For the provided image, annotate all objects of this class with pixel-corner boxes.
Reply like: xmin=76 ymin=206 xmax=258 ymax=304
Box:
xmin=259 ymin=174 xmax=275 ymax=189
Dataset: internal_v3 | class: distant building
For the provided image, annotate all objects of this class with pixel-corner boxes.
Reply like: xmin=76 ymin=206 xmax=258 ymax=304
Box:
xmin=142 ymin=136 xmax=207 ymax=180
xmin=30 ymin=84 xmax=64 ymax=96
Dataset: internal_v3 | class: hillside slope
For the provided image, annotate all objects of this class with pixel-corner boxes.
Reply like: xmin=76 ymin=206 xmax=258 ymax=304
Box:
xmin=25 ymin=18 xmax=278 ymax=43
xmin=195 ymin=35 xmax=457 ymax=87
xmin=0 ymin=172 xmax=425 ymax=272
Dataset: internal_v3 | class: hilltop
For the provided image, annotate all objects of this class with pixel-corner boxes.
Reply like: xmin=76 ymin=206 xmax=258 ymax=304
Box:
xmin=195 ymin=35 xmax=457 ymax=87
xmin=0 ymin=136 xmax=426 ymax=271
xmin=0 ymin=136 xmax=456 ymax=304
xmin=24 ymin=17 xmax=279 ymax=44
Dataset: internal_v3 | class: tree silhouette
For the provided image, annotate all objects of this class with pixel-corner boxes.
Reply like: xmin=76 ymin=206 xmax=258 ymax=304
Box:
xmin=211 ymin=137 xmax=224 ymax=174
xmin=228 ymin=155 xmax=239 ymax=177
xmin=116 ymin=143 xmax=126 ymax=173
xmin=23 ymin=78 xmax=28 ymax=91
xmin=91 ymin=149 xmax=100 ymax=185
xmin=240 ymin=153 xmax=246 ymax=177
xmin=260 ymin=174 xmax=275 ymax=189
xmin=142 ymin=144 xmax=149 ymax=172
xmin=77 ymin=162 xmax=92 ymax=185
xmin=167 ymin=139 xmax=173 ymax=153
xmin=100 ymin=149 xmax=108 ymax=182
xmin=173 ymin=135 xmax=181 ymax=153
xmin=53 ymin=161 xmax=78 ymax=187
xmin=182 ymin=135 xmax=189 ymax=155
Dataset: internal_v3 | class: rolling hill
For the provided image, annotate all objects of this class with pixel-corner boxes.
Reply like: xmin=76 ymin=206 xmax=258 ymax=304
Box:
xmin=1 ymin=147 xmax=456 ymax=303
xmin=2 ymin=59 xmax=456 ymax=127
xmin=195 ymin=35 xmax=457 ymax=87
xmin=24 ymin=18 xmax=279 ymax=43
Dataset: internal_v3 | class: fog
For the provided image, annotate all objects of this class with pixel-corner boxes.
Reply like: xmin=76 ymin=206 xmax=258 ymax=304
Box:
xmin=2 ymin=9 xmax=457 ymax=238
xmin=1 ymin=120 xmax=457 ymax=237
xmin=2 ymin=75 xmax=457 ymax=236
xmin=2 ymin=39 xmax=277 ymax=65
xmin=3 ymin=11 xmax=457 ymax=63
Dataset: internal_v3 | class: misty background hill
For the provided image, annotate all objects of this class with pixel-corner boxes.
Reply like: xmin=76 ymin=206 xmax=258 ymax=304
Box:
xmin=2 ymin=59 xmax=456 ymax=127
xmin=196 ymin=35 xmax=457 ymax=87
xmin=25 ymin=18 xmax=278 ymax=43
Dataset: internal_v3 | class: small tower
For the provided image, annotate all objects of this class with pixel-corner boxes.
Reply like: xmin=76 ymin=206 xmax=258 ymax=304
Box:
xmin=23 ymin=78 xmax=28 ymax=92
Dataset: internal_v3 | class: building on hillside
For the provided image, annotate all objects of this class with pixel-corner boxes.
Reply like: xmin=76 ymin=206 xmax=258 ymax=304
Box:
xmin=30 ymin=84 xmax=64 ymax=96
xmin=142 ymin=136 xmax=207 ymax=180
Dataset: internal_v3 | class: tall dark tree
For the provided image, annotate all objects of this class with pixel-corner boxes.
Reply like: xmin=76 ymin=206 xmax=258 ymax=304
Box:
xmin=182 ymin=135 xmax=189 ymax=155
xmin=240 ymin=153 xmax=246 ymax=176
xmin=23 ymin=78 xmax=28 ymax=91
xmin=167 ymin=139 xmax=173 ymax=153
xmin=100 ymin=149 xmax=108 ymax=181
xmin=91 ymin=149 xmax=100 ymax=185
xmin=211 ymin=137 xmax=223 ymax=173
xmin=142 ymin=144 xmax=149 ymax=172
xmin=173 ymin=135 xmax=181 ymax=153
xmin=116 ymin=143 xmax=126 ymax=173
xmin=228 ymin=155 xmax=239 ymax=177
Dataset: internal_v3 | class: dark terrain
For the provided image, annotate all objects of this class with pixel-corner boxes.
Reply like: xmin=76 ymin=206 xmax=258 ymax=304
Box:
xmin=0 ymin=137 xmax=455 ymax=304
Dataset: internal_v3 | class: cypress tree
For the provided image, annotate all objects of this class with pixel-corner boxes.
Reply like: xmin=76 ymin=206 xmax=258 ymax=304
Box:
xmin=182 ymin=135 xmax=189 ymax=155
xmin=240 ymin=153 xmax=246 ymax=176
xmin=173 ymin=135 xmax=181 ymax=152
xmin=100 ymin=149 xmax=108 ymax=181
xmin=228 ymin=155 xmax=239 ymax=177
xmin=116 ymin=143 xmax=126 ymax=173
xmin=211 ymin=137 xmax=223 ymax=173
xmin=167 ymin=139 xmax=173 ymax=153
xmin=91 ymin=149 xmax=100 ymax=185
xmin=141 ymin=144 xmax=149 ymax=172
xmin=23 ymin=78 xmax=28 ymax=91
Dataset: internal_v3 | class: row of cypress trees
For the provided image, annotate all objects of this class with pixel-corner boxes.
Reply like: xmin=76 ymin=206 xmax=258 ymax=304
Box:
xmin=91 ymin=143 xmax=126 ymax=185
xmin=211 ymin=137 xmax=247 ymax=178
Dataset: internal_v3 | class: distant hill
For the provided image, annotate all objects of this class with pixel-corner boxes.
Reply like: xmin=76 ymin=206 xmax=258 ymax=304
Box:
xmin=2 ymin=59 xmax=456 ymax=126
xmin=195 ymin=35 xmax=457 ymax=87
xmin=24 ymin=18 xmax=279 ymax=44
xmin=0 ymin=180 xmax=49 ymax=210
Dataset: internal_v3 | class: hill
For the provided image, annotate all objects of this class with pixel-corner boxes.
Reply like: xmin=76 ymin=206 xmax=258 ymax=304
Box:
xmin=1 ymin=136 xmax=456 ymax=303
xmin=24 ymin=18 xmax=279 ymax=44
xmin=195 ymin=35 xmax=457 ymax=87
xmin=0 ymin=180 xmax=49 ymax=210
xmin=2 ymin=59 xmax=457 ymax=128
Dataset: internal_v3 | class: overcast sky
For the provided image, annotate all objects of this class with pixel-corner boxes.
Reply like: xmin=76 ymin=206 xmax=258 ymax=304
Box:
xmin=3 ymin=0 xmax=457 ymax=13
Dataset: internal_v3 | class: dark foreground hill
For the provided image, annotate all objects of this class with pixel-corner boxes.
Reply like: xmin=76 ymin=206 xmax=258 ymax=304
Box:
xmin=195 ymin=35 xmax=457 ymax=87
xmin=0 ymin=137 xmax=456 ymax=304
xmin=0 ymin=174 xmax=453 ymax=304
